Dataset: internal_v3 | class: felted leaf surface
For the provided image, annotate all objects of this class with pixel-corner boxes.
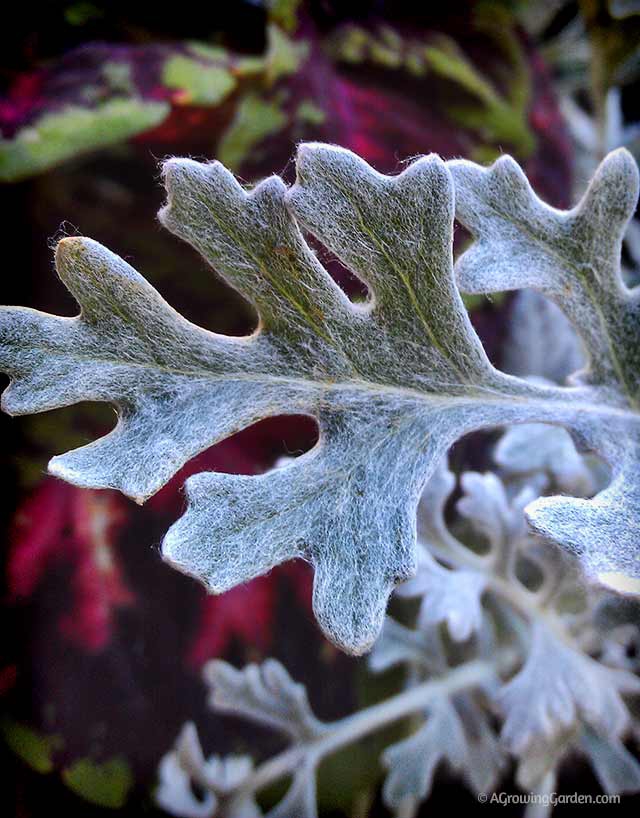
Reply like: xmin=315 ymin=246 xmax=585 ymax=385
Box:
xmin=450 ymin=149 xmax=640 ymax=579
xmin=497 ymin=622 xmax=640 ymax=754
xmin=579 ymin=729 xmax=640 ymax=795
xmin=368 ymin=617 xmax=446 ymax=675
xmin=1 ymin=143 xmax=639 ymax=653
xmin=382 ymin=697 xmax=468 ymax=811
xmin=204 ymin=659 xmax=323 ymax=742
xmin=396 ymin=550 xmax=488 ymax=641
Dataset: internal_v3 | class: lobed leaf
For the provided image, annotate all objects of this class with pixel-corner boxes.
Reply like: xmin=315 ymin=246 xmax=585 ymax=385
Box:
xmin=396 ymin=551 xmax=487 ymax=641
xmin=368 ymin=617 xmax=446 ymax=675
xmin=204 ymin=659 xmax=323 ymax=742
xmin=1 ymin=144 xmax=639 ymax=653
xmin=497 ymin=622 xmax=640 ymax=754
xmin=451 ymin=150 xmax=640 ymax=580
xmin=382 ymin=698 xmax=468 ymax=812
xmin=579 ymin=729 xmax=640 ymax=795
xmin=157 ymin=723 xmax=261 ymax=818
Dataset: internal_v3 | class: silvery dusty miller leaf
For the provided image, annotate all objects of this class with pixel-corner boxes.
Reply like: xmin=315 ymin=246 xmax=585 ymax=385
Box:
xmin=450 ymin=148 xmax=640 ymax=581
xmin=497 ymin=621 xmax=640 ymax=754
xmin=0 ymin=144 xmax=638 ymax=653
xmin=157 ymin=722 xmax=261 ymax=818
xmin=382 ymin=697 xmax=468 ymax=811
xmin=396 ymin=549 xmax=488 ymax=642
xmin=204 ymin=659 xmax=323 ymax=742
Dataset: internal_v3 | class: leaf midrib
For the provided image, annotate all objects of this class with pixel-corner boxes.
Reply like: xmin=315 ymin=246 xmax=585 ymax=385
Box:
xmin=9 ymin=339 xmax=639 ymax=424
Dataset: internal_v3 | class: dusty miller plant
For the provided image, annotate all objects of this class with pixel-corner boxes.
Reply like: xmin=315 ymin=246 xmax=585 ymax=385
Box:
xmin=152 ymin=289 xmax=640 ymax=817
xmin=1 ymin=141 xmax=640 ymax=812
xmin=155 ymin=431 xmax=640 ymax=817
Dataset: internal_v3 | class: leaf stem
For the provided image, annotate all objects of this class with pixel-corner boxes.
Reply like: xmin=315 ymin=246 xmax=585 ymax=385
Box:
xmin=233 ymin=650 xmax=518 ymax=800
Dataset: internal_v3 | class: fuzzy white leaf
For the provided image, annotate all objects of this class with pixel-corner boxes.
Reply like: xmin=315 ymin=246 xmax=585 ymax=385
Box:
xmin=2 ymin=145 xmax=639 ymax=654
xmin=453 ymin=694 xmax=506 ymax=794
xmin=495 ymin=423 xmax=596 ymax=497
xmin=457 ymin=471 xmax=531 ymax=553
xmin=497 ymin=623 xmax=640 ymax=754
xmin=175 ymin=724 xmax=254 ymax=795
xmin=514 ymin=729 xmax=575 ymax=792
xmin=499 ymin=290 xmax=597 ymax=496
xmin=204 ymin=659 xmax=323 ymax=742
xmin=156 ymin=753 xmax=217 ymax=818
xmin=382 ymin=697 xmax=468 ymax=812
xmin=503 ymin=290 xmax=585 ymax=384
xmin=157 ymin=724 xmax=261 ymax=818
xmin=450 ymin=149 xmax=640 ymax=579
xmin=397 ymin=550 xmax=487 ymax=641
xmin=579 ymin=729 xmax=640 ymax=795
xmin=368 ymin=616 xmax=446 ymax=674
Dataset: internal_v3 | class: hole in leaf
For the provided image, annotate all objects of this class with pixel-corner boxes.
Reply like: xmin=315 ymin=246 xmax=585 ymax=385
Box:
xmin=495 ymin=419 xmax=612 ymax=499
xmin=501 ymin=289 xmax=586 ymax=381
xmin=36 ymin=155 xmax=257 ymax=336
xmin=626 ymin=639 xmax=638 ymax=662
xmin=303 ymin=232 xmax=371 ymax=305
xmin=189 ymin=780 xmax=209 ymax=804
xmin=454 ymin=524 xmax=493 ymax=557
xmin=448 ymin=429 xmax=500 ymax=476
xmin=148 ymin=415 xmax=319 ymax=513
xmin=621 ymin=231 xmax=640 ymax=288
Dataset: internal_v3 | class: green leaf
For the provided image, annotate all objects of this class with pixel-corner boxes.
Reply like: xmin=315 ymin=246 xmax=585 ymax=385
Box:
xmin=1 ymin=720 xmax=63 ymax=774
xmin=62 ymin=757 xmax=133 ymax=809
xmin=264 ymin=23 xmax=309 ymax=85
xmin=217 ymin=93 xmax=288 ymax=171
xmin=0 ymin=100 xmax=169 ymax=182
xmin=162 ymin=57 xmax=236 ymax=105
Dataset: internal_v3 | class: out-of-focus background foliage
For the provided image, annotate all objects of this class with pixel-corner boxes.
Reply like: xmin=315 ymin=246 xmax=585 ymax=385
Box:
xmin=1 ymin=1 xmax=638 ymax=814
